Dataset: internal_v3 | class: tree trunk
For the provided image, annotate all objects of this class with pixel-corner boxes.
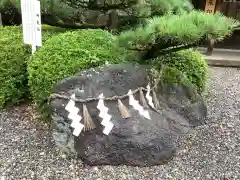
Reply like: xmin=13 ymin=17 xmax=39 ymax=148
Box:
xmin=0 ymin=12 xmax=2 ymax=26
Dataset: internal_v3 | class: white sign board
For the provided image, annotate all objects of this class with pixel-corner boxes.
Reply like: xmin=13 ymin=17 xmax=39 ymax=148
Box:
xmin=20 ymin=0 xmax=42 ymax=48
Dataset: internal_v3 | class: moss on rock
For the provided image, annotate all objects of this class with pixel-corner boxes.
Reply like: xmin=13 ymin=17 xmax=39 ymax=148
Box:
xmin=151 ymin=49 xmax=208 ymax=93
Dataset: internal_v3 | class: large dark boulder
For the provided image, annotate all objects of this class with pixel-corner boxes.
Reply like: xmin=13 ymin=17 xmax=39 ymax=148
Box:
xmin=49 ymin=63 xmax=207 ymax=166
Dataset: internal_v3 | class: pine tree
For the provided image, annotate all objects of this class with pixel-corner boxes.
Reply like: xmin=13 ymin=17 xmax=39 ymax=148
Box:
xmin=116 ymin=10 xmax=239 ymax=60
xmin=93 ymin=0 xmax=239 ymax=60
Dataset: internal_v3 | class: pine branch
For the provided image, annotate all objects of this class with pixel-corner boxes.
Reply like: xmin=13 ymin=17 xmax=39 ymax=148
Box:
xmin=42 ymin=15 xmax=107 ymax=29
xmin=143 ymin=41 xmax=202 ymax=60
xmin=61 ymin=0 xmax=138 ymax=11
xmin=117 ymin=11 xmax=240 ymax=59
xmin=45 ymin=21 xmax=106 ymax=29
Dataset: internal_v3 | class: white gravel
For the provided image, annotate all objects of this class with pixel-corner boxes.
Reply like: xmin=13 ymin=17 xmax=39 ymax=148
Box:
xmin=0 ymin=67 xmax=240 ymax=180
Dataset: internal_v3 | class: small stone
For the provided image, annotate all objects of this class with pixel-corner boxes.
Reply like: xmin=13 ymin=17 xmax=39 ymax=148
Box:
xmin=61 ymin=154 xmax=67 ymax=159
xmin=93 ymin=167 xmax=98 ymax=171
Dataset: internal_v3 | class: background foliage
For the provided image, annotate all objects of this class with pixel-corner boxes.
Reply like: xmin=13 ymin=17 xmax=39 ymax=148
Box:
xmin=0 ymin=0 xmax=193 ymax=28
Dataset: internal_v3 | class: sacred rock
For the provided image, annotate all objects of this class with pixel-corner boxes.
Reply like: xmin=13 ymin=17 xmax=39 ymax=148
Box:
xmin=49 ymin=63 xmax=207 ymax=166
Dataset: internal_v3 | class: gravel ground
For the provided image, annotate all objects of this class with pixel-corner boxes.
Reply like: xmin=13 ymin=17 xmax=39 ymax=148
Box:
xmin=0 ymin=67 xmax=240 ymax=180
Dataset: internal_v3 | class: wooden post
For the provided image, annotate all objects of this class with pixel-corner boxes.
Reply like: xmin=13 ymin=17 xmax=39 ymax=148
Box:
xmin=205 ymin=0 xmax=218 ymax=55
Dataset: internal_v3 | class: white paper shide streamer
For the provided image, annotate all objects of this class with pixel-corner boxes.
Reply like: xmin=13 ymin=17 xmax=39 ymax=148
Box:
xmin=128 ymin=90 xmax=150 ymax=119
xmin=65 ymin=94 xmax=84 ymax=136
xmin=97 ymin=93 xmax=114 ymax=135
xmin=145 ymin=85 xmax=155 ymax=108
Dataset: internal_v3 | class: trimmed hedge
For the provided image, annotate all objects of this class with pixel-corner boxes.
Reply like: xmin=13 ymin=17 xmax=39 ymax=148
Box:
xmin=0 ymin=25 xmax=66 ymax=107
xmin=151 ymin=49 xmax=208 ymax=93
xmin=28 ymin=29 xmax=129 ymax=120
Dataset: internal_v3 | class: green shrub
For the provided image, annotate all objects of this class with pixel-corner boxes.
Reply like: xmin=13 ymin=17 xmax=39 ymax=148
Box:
xmin=28 ymin=29 xmax=129 ymax=120
xmin=151 ymin=49 xmax=208 ymax=93
xmin=0 ymin=25 xmax=66 ymax=107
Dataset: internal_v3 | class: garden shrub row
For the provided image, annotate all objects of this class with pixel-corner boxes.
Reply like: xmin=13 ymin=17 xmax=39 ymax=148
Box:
xmin=0 ymin=25 xmax=66 ymax=107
